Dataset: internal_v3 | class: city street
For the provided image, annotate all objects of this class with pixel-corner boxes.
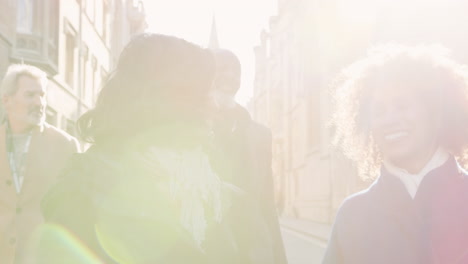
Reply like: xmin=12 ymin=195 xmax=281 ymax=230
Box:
xmin=281 ymin=228 xmax=326 ymax=264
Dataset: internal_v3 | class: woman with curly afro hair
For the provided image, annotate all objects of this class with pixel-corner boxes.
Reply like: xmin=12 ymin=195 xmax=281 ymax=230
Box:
xmin=323 ymin=44 xmax=468 ymax=264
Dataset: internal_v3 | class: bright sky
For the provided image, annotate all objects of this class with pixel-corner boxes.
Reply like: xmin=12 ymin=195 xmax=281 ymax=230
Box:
xmin=142 ymin=0 xmax=277 ymax=106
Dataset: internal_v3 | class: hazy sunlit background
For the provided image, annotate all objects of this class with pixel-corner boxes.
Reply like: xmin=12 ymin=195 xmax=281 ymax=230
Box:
xmin=108 ymin=1 xmax=468 ymax=262
xmin=3 ymin=0 xmax=468 ymax=263
xmin=142 ymin=0 xmax=276 ymax=106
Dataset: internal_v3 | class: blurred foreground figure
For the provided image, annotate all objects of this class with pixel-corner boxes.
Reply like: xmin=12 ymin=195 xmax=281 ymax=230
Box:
xmin=323 ymin=44 xmax=468 ymax=264
xmin=0 ymin=64 xmax=79 ymax=264
xmin=212 ymin=49 xmax=288 ymax=264
xmin=37 ymin=33 xmax=257 ymax=264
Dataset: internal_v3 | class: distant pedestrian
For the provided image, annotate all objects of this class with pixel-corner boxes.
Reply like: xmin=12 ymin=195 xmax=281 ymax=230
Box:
xmin=323 ymin=44 xmax=468 ymax=264
xmin=0 ymin=64 xmax=80 ymax=264
xmin=212 ymin=49 xmax=288 ymax=264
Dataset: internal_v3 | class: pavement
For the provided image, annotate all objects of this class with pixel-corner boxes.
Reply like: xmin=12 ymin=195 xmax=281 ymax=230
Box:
xmin=280 ymin=217 xmax=332 ymax=264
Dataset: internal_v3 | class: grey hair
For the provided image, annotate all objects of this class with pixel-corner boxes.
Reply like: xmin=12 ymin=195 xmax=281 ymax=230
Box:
xmin=0 ymin=64 xmax=48 ymax=123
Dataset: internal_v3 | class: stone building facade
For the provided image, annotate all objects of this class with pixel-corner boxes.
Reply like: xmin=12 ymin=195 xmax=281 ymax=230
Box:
xmin=0 ymin=0 xmax=146 ymax=135
xmin=252 ymin=0 xmax=468 ymax=224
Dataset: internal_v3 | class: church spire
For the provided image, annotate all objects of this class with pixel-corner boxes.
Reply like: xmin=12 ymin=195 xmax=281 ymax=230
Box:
xmin=208 ymin=15 xmax=219 ymax=49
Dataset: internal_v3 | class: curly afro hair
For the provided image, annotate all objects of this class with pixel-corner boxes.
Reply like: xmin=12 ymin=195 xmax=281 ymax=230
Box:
xmin=331 ymin=44 xmax=468 ymax=179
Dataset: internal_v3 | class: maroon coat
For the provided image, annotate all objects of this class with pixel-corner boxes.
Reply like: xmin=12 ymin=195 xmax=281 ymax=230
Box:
xmin=323 ymin=157 xmax=468 ymax=264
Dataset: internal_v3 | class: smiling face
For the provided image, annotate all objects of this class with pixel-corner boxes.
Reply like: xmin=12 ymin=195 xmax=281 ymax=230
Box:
xmin=3 ymin=75 xmax=46 ymax=133
xmin=369 ymin=84 xmax=441 ymax=172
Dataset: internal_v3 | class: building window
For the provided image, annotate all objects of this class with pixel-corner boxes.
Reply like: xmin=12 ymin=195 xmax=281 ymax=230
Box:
xmin=103 ymin=0 xmax=109 ymax=44
xmin=65 ymin=32 xmax=75 ymax=88
xmin=91 ymin=55 xmax=97 ymax=103
xmin=86 ymin=0 xmax=95 ymax=22
xmin=95 ymin=65 xmax=102 ymax=96
xmin=66 ymin=119 xmax=76 ymax=136
xmin=307 ymin=92 xmax=321 ymax=150
xmin=100 ymin=66 xmax=108 ymax=85
xmin=95 ymin=0 xmax=103 ymax=33
xmin=48 ymin=0 xmax=59 ymax=43
xmin=46 ymin=107 xmax=57 ymax=126
xmin=81 ymin=44 xmax=89 ymax=102
xmin=47 ymin=0 xmax=59 ymax=65
xmin=17 ymin=0 xmax=34 ymax=34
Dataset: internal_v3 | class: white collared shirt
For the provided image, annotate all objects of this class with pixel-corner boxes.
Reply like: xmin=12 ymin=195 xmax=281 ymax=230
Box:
xmin=383 ymin=148 xmax=450 ymax=199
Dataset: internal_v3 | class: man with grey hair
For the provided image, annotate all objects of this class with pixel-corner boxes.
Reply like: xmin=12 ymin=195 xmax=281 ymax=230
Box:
xmin=0 ymin=64 xmax=79 ymax=263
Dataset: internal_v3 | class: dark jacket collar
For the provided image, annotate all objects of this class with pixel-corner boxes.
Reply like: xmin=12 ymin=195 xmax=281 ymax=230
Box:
xmin=372 ymin=156 xmax=463 ymax=208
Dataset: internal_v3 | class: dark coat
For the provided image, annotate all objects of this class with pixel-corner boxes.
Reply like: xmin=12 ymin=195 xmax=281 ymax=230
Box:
xmin=213 ymin=104 xmax=288 ymax=264
xmin=323 ymin=157 xmax=468 ymax=264
xmin=38 ymin=130 xmax=255 ymax=264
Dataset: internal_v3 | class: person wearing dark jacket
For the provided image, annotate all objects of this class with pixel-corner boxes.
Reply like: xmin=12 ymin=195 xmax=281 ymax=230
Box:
xmin=34 ymin=33 xmax=257 ymax=264
xmin=212 ymin=49 xmax=288 ymax=264
xmin=324 ymin=44 xmax=468 ymax=264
